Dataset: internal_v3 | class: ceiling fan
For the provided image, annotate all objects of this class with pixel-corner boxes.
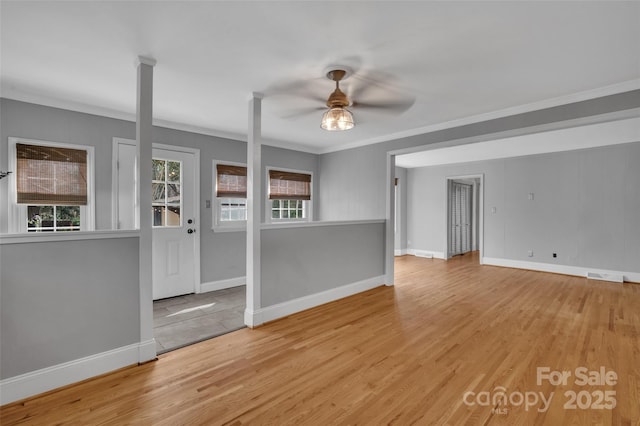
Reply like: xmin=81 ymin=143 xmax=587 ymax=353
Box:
xmin=321 ymin=69 xmax=355 ymax=131
xmin=320 ymin=67 xmax=415 ymax=131
xmin=269 ymin=65 xmax=415 ymax=132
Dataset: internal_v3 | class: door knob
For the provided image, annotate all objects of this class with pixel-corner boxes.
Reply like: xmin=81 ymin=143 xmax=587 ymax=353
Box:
xmin=187 ymin=228 xmax=196 ymax=234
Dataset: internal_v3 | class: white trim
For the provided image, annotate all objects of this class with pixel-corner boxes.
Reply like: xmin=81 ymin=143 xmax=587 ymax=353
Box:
xmin=319 ymin=79 xmax=640 ymax=154
xmin=7 ymin=136 xmax=96 ymax=233
xmin=245 ymin=275 xmax=385 ymax=327
xmin=137 ymin=339 xmax=158 ymax=364
xmin=4 ymin=80 xmax=637 ymax=156
xmin=407 ymin=249 xmax=446 ymax=259
xmin=212 ymin=225 xmax=246 ymax=233
xmin=394 ymin=249 xmax=407 ymax=256
xmin=199 ymin=276 xmax=246 ymax=293
xmin=261 ymin=219 xmax=384 ymax=230
xmin=0 ymin=229 xmax=139 ymax=244
xmin=385 ymin=153 xmax=395 ymax=285
xmin=112 ymin=137 xmax=140 ymax=230
xmin=0 ymin=341 xmax=154 ymax=406
xmin=1 ymin=90 xmax=320 ymax=154
xmin=246 ymin=95 xmax=263 ymax=330
xmin=483 ymin=257 xmax=640 ymax=284
xmin=265 ymin=166 xmax=314 ymax=223
xmin=110 ymin=138 xmax=202 ymax=295
xmin=586 ymin=272 xmax=624 ymax=283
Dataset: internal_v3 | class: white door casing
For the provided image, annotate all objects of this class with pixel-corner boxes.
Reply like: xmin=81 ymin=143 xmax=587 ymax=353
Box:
xmin=112 ymin=138 xmax=200 ymax=300
xmin=448 ymin=181 xmax=472 ymax=257
xmin=151 ymin=147 xmax=198 ymax=299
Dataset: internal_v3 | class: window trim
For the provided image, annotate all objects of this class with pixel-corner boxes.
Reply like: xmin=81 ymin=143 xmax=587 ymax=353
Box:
xmin=212 ymin=159 xmax=247 ymax=232
xmin=265 ymin=166 xmax=313 ymax=223
xmin=8 ymin=137 xmax=95 ymax=233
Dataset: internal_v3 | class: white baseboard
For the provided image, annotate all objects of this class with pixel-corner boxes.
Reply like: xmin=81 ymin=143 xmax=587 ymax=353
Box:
xmin=199 ymin=276 xmax=246 ymax=293
xmin=394 ymin=249 xmax=407 ymax=256
xmin=138 ymin=338 xmax=158 ymax=363
xmin=483 ymin=257 xmax=640 ymax=283
xmin=0 ymin=340 xmax=152 ymax=406
xmin=407 ymin=249 xmax=446 ymax=259
xmin=246 ymin=275 xmax=385 ymax=327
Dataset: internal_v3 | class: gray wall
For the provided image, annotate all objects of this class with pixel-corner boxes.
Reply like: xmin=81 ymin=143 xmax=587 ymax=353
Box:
xmin=0 ymin=99 xmax=136 ymax=232
xmin=318 ymin=90 xmax=640 ymax=221
xmin=0 ymin=99 xmax=319 ymax=283
xmin=261 ymin=222 xmax=385 ymax=307
xmin=406 ymin=142 xmax=640 ymax=273
xmin=0 ymin=237 xmax=140 ymax=379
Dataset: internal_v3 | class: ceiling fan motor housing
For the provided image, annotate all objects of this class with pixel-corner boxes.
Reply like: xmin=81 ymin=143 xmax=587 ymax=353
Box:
xmin=325 ymin=68 xmax=350 ymax=108
xmin=326 ymin=87 xmax=349 ymax=108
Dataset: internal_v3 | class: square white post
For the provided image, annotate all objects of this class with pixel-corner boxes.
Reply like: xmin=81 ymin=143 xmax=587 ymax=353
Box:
xmin=245 ymin=93 xmax=263 ymax=327
xmin=136 ymin=56 xmax=157 ymax=362
xmin=385 ymin=153 xmax=395 ymax=285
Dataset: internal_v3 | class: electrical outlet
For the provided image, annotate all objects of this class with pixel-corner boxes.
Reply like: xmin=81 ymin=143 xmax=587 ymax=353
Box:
xmin=528 ymin=250 xmax=534 ymax=257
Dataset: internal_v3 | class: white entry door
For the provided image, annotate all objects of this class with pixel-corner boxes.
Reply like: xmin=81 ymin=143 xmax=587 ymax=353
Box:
xmin=151 ymin=147 xmax=198 ymax=300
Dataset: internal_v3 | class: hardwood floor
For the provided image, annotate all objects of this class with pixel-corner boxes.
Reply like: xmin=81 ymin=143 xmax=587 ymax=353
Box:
xmin=2 ymin=253 xmax=639 ymax=425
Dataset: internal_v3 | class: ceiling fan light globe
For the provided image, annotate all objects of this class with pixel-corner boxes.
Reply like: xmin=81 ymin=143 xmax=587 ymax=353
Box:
xmin=321 ymin=107 xmax=355 ymax=131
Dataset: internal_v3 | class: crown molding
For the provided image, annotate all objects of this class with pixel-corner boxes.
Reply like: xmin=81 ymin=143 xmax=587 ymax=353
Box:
xmin=0 ymin=89 xmax=321 ymax=154
xmin=2 ymin=79 xmax=637 ymax=157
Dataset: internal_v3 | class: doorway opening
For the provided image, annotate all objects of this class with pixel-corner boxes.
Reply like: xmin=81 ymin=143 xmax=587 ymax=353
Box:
xmin=153 ymin=288 xmax=246 ymax=354
xmin=446 ymin=175 xmax=483 ymax=262
xmin=112 ymin=138 xmax=246 ymax=354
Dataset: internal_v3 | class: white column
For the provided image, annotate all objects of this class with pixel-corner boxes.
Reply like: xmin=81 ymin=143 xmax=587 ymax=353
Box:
xmin=385 ymin=153 xmax=395 ymax=285
xmin=136 ymin=56 xmax=157 ymax=362
xmin=245 ymin=92 xmax=263 ymax=327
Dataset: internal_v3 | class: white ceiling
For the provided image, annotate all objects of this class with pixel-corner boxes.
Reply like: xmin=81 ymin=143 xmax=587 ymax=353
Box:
xmin=1 ymin=1 xmax=639 ymax=154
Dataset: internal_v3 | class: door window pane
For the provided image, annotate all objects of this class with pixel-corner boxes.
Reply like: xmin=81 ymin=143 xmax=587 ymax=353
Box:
xmin=152 ymin=159 xmax=182 ymax=227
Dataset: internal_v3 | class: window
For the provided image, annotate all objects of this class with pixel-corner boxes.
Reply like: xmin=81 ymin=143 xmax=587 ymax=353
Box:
xmin=214 ymin=162 xmax=247 ymax=229
xmin=28 ymin=205 xmax=81 ymax=232
xmin=268 ymin=169 xmax=312 ymax=222
xmin=8 ymin=138 xmax=94 ymax=233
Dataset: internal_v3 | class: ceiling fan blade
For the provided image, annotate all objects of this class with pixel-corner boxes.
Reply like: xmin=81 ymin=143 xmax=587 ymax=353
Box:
xmin=278 ymin=106 xmax=326 ymax=120
xmin=264 ymin=78 xmax=326 ymax=104
xmin=346 ymin=72 xmax=415 ymax=115
xmin=351 ymin=98 xmax=415 ymax=114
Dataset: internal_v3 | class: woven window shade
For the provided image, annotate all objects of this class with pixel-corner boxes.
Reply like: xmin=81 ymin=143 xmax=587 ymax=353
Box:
xmin=216 ymin=164 xmax=247 ymax=197
xmin=269 ymin=170 xmax=311 ymax=200
xmin=16 ymin=143 xmax=87 ymax=205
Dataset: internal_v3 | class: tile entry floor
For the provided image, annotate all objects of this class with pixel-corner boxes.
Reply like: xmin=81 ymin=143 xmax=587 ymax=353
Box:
xmin=153 ymin=286 xmax=246 ymax=354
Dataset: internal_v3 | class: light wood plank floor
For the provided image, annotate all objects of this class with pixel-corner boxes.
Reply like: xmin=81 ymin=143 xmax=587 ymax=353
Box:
xmin=2 ymin=253 xmax=639 ymax=425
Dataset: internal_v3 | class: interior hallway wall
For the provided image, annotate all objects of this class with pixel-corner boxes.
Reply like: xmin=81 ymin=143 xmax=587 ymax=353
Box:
xmin=406 ymin=142 xmax=640 ymax=274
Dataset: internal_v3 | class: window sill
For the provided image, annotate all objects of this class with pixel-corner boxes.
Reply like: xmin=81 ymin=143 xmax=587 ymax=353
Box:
xmin=212 ymin=225 xmax=246 ymax=233
xmin=261 ymin=219 xmax=385 ymax=230
xmin=0 ymin=229 xmax=139 ymax=245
